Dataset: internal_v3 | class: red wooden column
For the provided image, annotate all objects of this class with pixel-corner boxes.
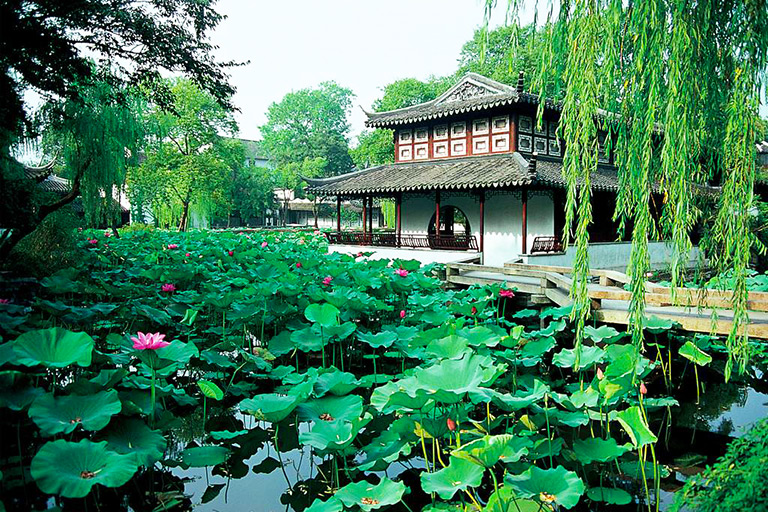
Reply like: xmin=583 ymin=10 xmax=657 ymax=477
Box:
xmin=313 ymin=200 xmax=319 ymax=228
xmin=362 ymin=196 xmax=367 ymax=237
xmin=396 ymin=193 xmax=402 ymax=247
xmin=336 ymin=196 xmax=341 ymax=232
xmin=435 ymin=190 xmax=441 ymax=246
xmin=478 ymin=190 xmax=485 ymax=258
xmin=521 ymin=188 xmax=528 ymax=254
xmin=368 ymin=197 xmax=373 ymax=233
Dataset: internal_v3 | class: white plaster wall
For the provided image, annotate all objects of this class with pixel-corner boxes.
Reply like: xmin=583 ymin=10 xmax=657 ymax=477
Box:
xmin=522 ymin=241 xmax=704 ymax=271
xmin=328 ymin=245 xmax=475 ymax=264
xmin=400 ymin=191 xmax=555 ymax=266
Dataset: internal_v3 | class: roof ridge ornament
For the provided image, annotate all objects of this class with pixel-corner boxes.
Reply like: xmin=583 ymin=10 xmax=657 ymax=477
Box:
xmin=516 ymin=71 xmax=525 ymax=93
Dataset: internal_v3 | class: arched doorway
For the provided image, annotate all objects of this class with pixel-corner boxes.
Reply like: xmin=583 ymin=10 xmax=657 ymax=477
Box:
xmin=428 ymin=206 xmax=471 ymax=248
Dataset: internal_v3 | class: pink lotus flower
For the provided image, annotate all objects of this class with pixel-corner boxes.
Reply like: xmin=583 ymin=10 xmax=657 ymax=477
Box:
xmin=0 ymin=299 xmax=10 ymax=304
xmin=471 ymin=306 xmax=478 ymax=315
xmin=296 ymin=262 xmax=302 ymax=268
xmin=639 ymin=381 xmax=648 ymax=395
xmin=447 ymin=418 xmax=457 ymax=432
xmin=261 ymin=241 xmax=268 ymax=248
xmin=314 ymin=230 xmax=321 ymax=235
xmin=322 ymin=276 xmax=333 ymax=286
xmin=167 ymin=244 xmax=178 ymax=249
xmin=228 ymin=250 xmax=234 ymax=256
xmin=356 ymin=252 xmax=364 ymax=258
xmin=131 ymin=332 xmax=170 ymax=350
xmin=400 ymin=309 xmax=406 ymax=319
xmin=161 ymin=283 xmax=176 ymax=293
xmin=394 ymin=268 xmax=409 ymax=277
xmin=104 ymin=230 xmax=113 ymax=238
xmin=88 ymin=239 xmax=98 ymax=245
xmin=185 ymin=252 xmax=190 ymax=257
xmin=499 ymin=289 xmax=515 ymax=299
xmin=596 ymin=367 xmax=605 ymax=380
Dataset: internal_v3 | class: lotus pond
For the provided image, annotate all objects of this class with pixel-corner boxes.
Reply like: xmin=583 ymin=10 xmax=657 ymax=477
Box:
xmin=0 ymin=229 xmax=766 ymax=511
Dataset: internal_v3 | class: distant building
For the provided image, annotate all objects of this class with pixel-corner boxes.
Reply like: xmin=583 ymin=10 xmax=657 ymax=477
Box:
xmin=272 ymin=189 xmax=383 ymax=229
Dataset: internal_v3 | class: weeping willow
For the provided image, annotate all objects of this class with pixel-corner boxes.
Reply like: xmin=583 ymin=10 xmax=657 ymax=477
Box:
xmin=488 ymin=0 xmax=768 ymax=377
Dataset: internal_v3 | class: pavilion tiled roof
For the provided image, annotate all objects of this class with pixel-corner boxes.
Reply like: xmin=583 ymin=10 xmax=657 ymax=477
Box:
xmin=305 ymin=153 xmax=631 ymax=195
xmin=364 ymin=73 xmax=557 ymax=129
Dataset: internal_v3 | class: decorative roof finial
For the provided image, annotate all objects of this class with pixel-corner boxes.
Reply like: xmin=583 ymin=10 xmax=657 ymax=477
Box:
xmin=516 ymin=71 xmax=525 ymax=93
xmin=529 ymin=152 xmax=538 ymax=177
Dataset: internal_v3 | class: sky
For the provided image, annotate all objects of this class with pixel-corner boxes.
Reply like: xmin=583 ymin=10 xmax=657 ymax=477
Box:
xmin=209 ymin=0 xmax=520 ymax=143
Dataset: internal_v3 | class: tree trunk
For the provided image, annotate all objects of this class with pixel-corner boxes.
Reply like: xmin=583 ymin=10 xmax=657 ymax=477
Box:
xmin=179 ymin=201 xmax=190 ymax=232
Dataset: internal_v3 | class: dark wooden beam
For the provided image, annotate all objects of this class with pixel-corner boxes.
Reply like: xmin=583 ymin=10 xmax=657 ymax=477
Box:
xmin=478 ymin=189 xmax=485 ymax=257
xmin=336 ymin=196 xmax=341 ymax=232
xmin=521 ymin=188 xmax=528 ymax=254
xmin=435 ymin=190 xmax=441 ymax=241
xmin=396 ymin=193 xmax=402 ymax=247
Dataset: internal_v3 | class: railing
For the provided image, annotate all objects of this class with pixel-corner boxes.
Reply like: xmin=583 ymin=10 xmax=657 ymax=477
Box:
xmin=326 ymin=231 xmax=478 ymax=251
xmin=530 ymin=236 xmax=563 ymax=254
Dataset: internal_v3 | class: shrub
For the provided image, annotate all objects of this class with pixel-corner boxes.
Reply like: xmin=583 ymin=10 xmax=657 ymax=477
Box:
xmin=671 ymin=417 xmax=768 ymax=511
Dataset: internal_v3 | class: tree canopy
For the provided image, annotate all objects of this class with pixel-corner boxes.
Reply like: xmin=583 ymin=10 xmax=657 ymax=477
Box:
xmin=260 ymin=81 xmax=354 ymax=177
xmin=1 ymin=0 xmax=236 ymax=258
xmin=128 ymin=78 xmax=238 ymax=230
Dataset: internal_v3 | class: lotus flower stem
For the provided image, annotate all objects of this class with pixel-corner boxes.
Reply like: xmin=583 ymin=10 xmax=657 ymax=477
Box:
xmin=434 ymin=436 xmax=447 ymax=468
xmin=544 ymin=394 xmax=553 ymax=468
xmin=150 ymin=367 xmax=156 ymax=428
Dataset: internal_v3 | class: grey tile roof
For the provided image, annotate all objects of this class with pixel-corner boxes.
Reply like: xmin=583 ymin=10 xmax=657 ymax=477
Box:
xmin=306 ymin=153 xmax=631 ymax=195
xmin=364 ymin=73 xmax=558 ymax=128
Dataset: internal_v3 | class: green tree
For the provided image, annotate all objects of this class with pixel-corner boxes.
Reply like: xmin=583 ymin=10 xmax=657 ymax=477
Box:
xmin=128 ymin=79 xmax=237 ymax=230
xmin=1 ymin=0 xmax=235 ymax=259
xmin=261 ymin=82 xmax=354 ymax=177
xmin=352 ymin=76 xmax=453 ymax=169
xmin=0 ymin=73 xmax=143 ymax=259
xmin=223 ymin=141 xmax=276 ymax=226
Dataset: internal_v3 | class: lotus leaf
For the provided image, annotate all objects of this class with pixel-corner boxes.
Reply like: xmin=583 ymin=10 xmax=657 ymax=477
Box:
xmin=30 ymin=439 xmax=138 ymax=498
xmin=552 ymin=345 xmax=605 ymax=371
xmin=335 ymin=478 xmax=405 ymax=511
xmin=268 ymin=331 xmax=295 ymax=356
xmin=572 ymin=437 xmax=631 ymax=464
xmin=513 ymin=309 xmax=538 ymax=319
xmin=0 ymin=382 xmax=43 ymax=411
xmin=296 ymin=395 xmax=364 ymax=424
xmin=304 ymin=303 xmax=339 ymax=328
xmin=410 ymin=354 xmax=505 ymax=404
xmin=358 ymin=429 xmax=414 ymax=472
xmin=198 ymin=380 xmax=224 ymax=400
xmin=239 ymin=393 xmax=301 ymax=423
xmin=97 ymin=417 xmax=166 ymax=466
xmin=487 ymin=379 xmax=549 ymax=412
xmin=305 ymin=497 xmax=343 ymax=512
xmin=679 ymin=341 xmax=712 ymax=366
xmin=616 ymin=406 xmax=657 ymax=447
xmin=299 ymin=414 xmax=371 ymax=453
xmin=520 ymin=336 xmax=557 ymax=359
xmin=179 ymin=445 xmax=230 ymax=467
xmin=453 ymin=434 xmax=525 ymax=468
xmin=324 ymin=321 xmax=356 ymax=339
xmin=420 ymin=456 xmax=484 ymax=499
xmin=618 ymin=460 xmax=671 ymax=480
xmin=584 ymin=325 xmax=623 ymax=342
xmin=462 ymin=325 xmax=504 ymax=347
xmin=210 ymin=429 xmax=248 ymax=440
xmin=314 ymin=369 xmax=360 ymax=396
xmin=29 ymin=390 xmax=122 ymax=436
xmin=505 ymin=465 xmax=585 ymax=509
xmin=424 ymin=335 xmax=472 ymax=360
xmin=542 ymin=304 xmax=573 ymax=320
xmin=643 ymin=316 xmax=679 ymax=333
xmin=485 ymin=487 xmax=542 ymax=512
xmin=358 ymin=331 xmax=397 ymax=349
xmin=13 ymin=327 xmax=94 ymax=368
xmin=586 ymin=487 xmax=632 ymax=505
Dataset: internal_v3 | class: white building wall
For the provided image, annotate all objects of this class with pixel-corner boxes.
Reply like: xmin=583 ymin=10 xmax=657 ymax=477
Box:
xmin=400 ymin=191 xmax=555 ymax=266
